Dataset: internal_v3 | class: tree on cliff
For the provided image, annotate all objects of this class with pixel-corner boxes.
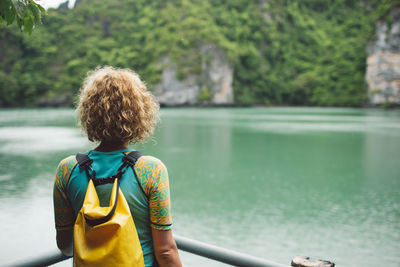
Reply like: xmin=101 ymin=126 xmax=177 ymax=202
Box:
xmin=0 ymin=0 xmax=46 ymax=34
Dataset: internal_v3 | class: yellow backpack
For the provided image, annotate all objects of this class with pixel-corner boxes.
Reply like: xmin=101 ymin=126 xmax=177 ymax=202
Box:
xmin=74 ymin=152 xmax=145 ymax=267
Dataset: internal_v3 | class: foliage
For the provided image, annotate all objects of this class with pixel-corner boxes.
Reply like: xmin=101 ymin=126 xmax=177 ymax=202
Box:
xmin=198 ymin=87 xmax=213 ymax=103
xmin=382 ymin=101 xmax=394 ymax=109
xmin=0 ymin=0 xmax=398 ymax=107
xmin=0 ymin=0 xmax=47 ymax=34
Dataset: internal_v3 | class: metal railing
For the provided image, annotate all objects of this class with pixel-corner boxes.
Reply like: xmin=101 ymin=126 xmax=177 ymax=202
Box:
xmin=8 ymin=235 xmax=289 ymax=267
xmin=175 ymin=235 xmax=289 ymax=267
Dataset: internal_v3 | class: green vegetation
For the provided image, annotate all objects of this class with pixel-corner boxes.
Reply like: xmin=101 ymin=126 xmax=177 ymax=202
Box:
xmin=198 ymin=87 xmax=213 ymax=103
xmin=0 ymin=0 xmax=399 ymax=107
xmin=0 ymin=0 xmax=46 ymax=34
xmin=382 ymin=101 xmax=394 ymax=109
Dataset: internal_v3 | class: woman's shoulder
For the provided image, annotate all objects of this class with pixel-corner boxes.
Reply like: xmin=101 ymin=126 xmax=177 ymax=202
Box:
xmin=59 ymin=155 xmax=77 ymax=165
xmin=57 ymin=155 xmax=78 ymax=172
xmin=135 ymin=155 xmax=168 ymax=194
xmin=55 ymin=155 xmax=78 ymax=190
xmin=136 ymin=155 xmax=167 ymax=172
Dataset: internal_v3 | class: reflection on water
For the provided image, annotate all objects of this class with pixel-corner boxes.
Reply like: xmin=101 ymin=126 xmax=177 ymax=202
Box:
xmin=1 ymin=107 xmax=400 ymax=267
xmin=0 ymin=127 xmax=87 ymax=154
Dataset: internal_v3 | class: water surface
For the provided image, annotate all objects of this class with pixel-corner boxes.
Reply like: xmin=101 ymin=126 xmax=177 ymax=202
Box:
xmin=0 ymin=107 xmax=399 ymax=266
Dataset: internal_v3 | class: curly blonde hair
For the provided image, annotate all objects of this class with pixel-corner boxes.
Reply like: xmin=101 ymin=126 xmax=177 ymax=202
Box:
xmin=77 ymin=66 xmax=159 ymax=143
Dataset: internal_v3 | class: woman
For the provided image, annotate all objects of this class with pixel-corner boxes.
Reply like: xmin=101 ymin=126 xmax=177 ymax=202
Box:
xmin=53 ymin=66 xmax=182 ymax=267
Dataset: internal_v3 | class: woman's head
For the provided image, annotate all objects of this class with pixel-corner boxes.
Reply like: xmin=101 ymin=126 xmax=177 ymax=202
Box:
xmin=77 ymin=66 xmax=159 ymax=144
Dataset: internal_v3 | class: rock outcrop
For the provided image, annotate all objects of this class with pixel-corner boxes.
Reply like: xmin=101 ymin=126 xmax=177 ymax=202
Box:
xmin=366 ymin=7 xmax=400 ymax=105
xmin=58 ymin=1 xmax=69 ymax=10
xmin=154 ymin=44 xmax=234 ymax=106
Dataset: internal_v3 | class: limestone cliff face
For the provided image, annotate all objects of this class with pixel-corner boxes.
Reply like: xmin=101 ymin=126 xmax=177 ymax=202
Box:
xmin=154 ymin=44 xmax=234 ymax=105
xmin=366 ymin=7 xmax=400 ymax=105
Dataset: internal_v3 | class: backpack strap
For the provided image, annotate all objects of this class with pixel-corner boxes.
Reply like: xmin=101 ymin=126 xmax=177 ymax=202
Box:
xmin=75 ymin=151 xmax=144 ymax=227
xmin=124 ymin=151 xmax=148 ymax=199
xmin=76 ymin=153 xmax=93 ymax=169
xmin=75 ymin=151 xmax=144 ymax=190
xmin=97 ymin=151 xmax=142 ymax=187
xmin=123 ymin=151 xmax=143 ymax=166
xmin=76 ymin=152 xmax=96 ymax=180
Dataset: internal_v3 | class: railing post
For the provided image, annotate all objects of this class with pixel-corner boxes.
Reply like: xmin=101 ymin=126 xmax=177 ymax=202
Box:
xmin=291 ymin=256 xmax=335 ymax=267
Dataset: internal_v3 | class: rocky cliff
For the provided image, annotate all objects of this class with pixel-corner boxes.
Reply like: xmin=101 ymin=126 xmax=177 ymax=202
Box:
xmin=154 ymin=44 xmax=234 ymax=106
xmin=366 ymin=7 xmax=400 ymax=105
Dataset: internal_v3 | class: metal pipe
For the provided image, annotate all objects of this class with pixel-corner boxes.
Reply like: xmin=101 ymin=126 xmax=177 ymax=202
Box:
xmin=8 ymin=235 xmax=289 ymax=267
xmin=174 ymin=234 xmax=289 ymax=267
xmin=7 ymin=250 xmax=70 ymax=267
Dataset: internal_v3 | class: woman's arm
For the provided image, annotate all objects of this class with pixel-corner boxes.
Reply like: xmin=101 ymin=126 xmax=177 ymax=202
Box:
xmin=152 ymin=228 xmax=182 ymax=267
xmin=56 ymin=228 xmax=73 ymax=256
xmin=53 ymin=157 xmax=77 ymax=257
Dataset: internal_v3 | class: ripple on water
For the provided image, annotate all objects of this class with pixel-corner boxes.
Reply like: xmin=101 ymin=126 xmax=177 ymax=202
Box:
xmin=0 ymin=174 xmax=12 ymax=182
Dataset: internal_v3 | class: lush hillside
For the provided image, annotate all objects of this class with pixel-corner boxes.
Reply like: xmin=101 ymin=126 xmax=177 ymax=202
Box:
xmin=0 ymin=0 xmax=398 ymax=107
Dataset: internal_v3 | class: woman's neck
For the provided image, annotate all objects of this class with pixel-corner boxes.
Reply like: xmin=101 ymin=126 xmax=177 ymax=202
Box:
xmin=95 ymin=140 xmax=129 ymax=152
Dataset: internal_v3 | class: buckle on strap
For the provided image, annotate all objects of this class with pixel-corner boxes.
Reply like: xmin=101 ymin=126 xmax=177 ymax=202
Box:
xmin=76 ymin=153 xmax=93 ymax=170
xmin=93 ymin=176 xmax=117 ymax=186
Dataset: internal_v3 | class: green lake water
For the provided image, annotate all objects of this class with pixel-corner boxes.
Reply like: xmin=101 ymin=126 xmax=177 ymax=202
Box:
xmin=0 ymin=107 xmax=399 ymax=266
